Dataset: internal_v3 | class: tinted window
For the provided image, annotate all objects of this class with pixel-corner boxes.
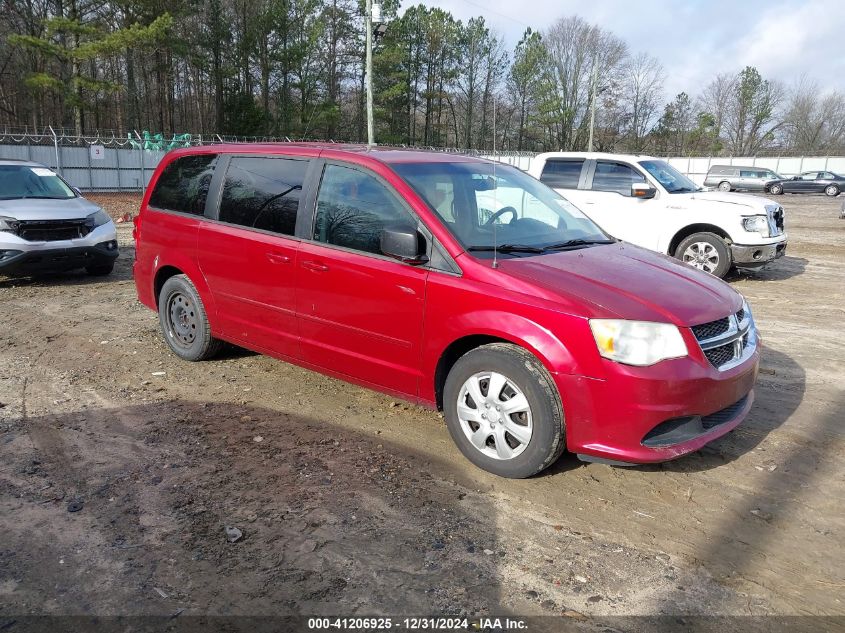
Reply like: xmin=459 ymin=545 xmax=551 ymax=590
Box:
xmin=740 ymin=170 xmax=755 ymax=178
xmin=218 ymin=156 xmax=306 ymax=235
xmin=540 ymin=159 xmax=584 ymax=189
xmin=314 ymin=164 xmax=416 ymax=256
xmin=149 ymin=154 xmax=218 ymax=214
xmin=591 ymin=161 xmax=646 ymax=196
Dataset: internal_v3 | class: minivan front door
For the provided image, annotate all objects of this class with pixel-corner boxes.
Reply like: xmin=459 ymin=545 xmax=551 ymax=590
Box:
xmin=197 ymin=155 xmax=309 ymax=359
xmin=296 ymin=163 xmax=428 ymax=397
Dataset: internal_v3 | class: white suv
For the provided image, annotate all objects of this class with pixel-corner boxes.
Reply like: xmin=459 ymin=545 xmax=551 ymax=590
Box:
xmin=528 ymin=152 xmax=787 ymax=278
xmin=0 ymin=159 xmax=118 ymax=276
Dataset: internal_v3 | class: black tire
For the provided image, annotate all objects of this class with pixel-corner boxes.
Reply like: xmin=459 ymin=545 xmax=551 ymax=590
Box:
xmin=718 ymin=181 xmax=732 ymax=192
xmin=86 ymin=263 xmax=114 ymax=276
xmin=675 ymin=232 xmax=732 ymax=278
xmin=824 ymin=184 xmax=840 ymax=197
xmin=442 ymin=343 xmax=565 ymax=478
xmin=158 ymin=274 xmax=221 ymax=361
xmin=769 ymin=183 xmax=783 ymax=195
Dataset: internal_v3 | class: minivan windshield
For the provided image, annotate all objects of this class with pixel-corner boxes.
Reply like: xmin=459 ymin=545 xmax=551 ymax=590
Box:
xmin=393 ymin=161 xmax=612 ymax=256
xmin=638 ymin=160 xmax=700 ymax=194
xmin=0 ymin=165 xmax=77 ymax=200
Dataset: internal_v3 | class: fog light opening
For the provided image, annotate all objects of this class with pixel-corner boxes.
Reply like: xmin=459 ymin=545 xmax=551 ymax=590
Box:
xmin=752 ymin=250 xmax=762 ymax=260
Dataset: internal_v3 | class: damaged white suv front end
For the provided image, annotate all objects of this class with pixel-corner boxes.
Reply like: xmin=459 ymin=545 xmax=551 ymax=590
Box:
xmin=0 ymin=160 xmax=118 ymax=277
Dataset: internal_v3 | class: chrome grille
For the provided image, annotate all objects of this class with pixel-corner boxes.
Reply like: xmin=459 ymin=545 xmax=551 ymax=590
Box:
xmin=692 ymin=307 xmax=755 ymax=370
xmin=691 ymin=317 xmax=729 ymax=341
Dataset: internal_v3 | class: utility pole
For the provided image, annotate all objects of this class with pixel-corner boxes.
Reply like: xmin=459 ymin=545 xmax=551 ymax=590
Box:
xmin=588 ymin=61 xmax=598 ymax=152
xmin=365 ymin=0 xmax=374 ymax=146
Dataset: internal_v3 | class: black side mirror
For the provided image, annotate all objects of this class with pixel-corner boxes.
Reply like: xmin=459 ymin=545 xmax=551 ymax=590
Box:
xmin=380 ymin=224 xmax=428 ymax=265
xmin=631 ymin=183 xmax=657 ymax=199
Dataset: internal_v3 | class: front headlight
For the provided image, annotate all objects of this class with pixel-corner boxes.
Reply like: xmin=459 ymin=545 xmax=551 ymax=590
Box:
xmin=87 ymin=209 xmax=112 ymax=227
xmin=0 ymin=216 xmax=18 ymax=232
xmin=589 ymin=319 xmax=688 ymax=366
xmin=742 ymin=215 xmax=769 ymax=236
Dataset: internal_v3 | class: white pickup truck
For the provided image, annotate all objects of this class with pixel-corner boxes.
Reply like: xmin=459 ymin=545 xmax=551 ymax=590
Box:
xmin=527 ymin=152 xmax=787 ymax=278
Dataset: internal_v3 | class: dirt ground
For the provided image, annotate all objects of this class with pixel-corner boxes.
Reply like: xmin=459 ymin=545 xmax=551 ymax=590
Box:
xmin=0 ymin=192 xmax=843 ymax=630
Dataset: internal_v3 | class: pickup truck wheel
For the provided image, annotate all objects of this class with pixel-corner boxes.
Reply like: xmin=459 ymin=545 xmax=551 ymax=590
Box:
xmin=718 ymin=181 xmax=732 ymax=192
xmin=158 ymin=275 xmax=222 ymax=361
xmin=769 ymin=183 xmax=783 ymax=195
xmin=443 ymin=343 xmax=565 ymax=478
xmin=825 ymin=184 xmax=840 ymax=197
xmin=676 ymin=232 xmax=732 ymax=278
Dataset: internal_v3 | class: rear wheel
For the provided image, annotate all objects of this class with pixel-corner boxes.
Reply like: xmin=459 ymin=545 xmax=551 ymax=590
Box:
xmin=675 ymin=232 xmax=732 ymax=278
xmin=825 ymin=184 xmax=840 ymax=197
xmin=158 ymin=274 xmax=221 ymax=361
xmin=443 ymin=343 xmax=565 ymax=478
xmin=718 ymin=181 xmax=732 ymax=192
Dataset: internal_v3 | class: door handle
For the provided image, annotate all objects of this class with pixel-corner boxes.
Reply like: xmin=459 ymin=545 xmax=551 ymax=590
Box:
xmin=266 ymin=252 xmax=291 ymax=264
xmin=301 ymin=260 xmax=329 ymax=272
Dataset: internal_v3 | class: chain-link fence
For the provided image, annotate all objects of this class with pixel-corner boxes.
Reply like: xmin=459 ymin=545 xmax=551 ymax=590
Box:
xmin=2 ymin=127 xmax=845 ymax=190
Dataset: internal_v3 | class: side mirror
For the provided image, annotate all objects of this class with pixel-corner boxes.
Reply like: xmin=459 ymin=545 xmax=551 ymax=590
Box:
xmin=631 ymin=183 xmax=657 ymax=199
xmin=380 ymin=224 xmax=428 ymax=265
xmin=791 ymin=176 xmax=799 ymax=180
xmin=72 ymin=186 xmax=82 ymax=196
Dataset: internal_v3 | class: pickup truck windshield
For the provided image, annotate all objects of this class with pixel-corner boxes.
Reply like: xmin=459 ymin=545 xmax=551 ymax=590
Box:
xmin=0 ymin=165 xmax=77 ymax=200
xmin=393 ymin=161 xmax=612 ymax=256
xmin=638 ymin=160 xmax=700 ymax=194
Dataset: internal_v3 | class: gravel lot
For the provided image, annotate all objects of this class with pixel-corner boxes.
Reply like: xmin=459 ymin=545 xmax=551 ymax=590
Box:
xmin=0 ymin=192 xmax=843 ymax=629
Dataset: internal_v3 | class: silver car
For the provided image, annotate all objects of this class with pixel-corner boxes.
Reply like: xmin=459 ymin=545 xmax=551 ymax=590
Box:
xmin=0 ymin=159 xmax=118 ymax=276
xmin=703 ymin=165 xmax=782 ymax=192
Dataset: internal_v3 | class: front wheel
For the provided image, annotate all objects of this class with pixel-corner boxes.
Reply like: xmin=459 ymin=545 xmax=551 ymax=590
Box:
xmin=443 ymin=343 xmax=565 ymax=478
xmin=825 ymin=184 xmax=840 ymax=197
xmin=675 ymin=232 xmax=732 ymax=278
xmin=769 ymin=183 xmax=783 ymax=195
xmin=158 ymin=274 xmax=221 ymax=361
xmin=718 ymin=181 xmax=732 ymax=192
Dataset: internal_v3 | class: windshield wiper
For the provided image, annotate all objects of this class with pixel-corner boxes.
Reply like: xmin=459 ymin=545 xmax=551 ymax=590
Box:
xmin=541 ymin=238 xmax=615 ymax=251
xmin=467 ymin=244 xmax=545 ymax=254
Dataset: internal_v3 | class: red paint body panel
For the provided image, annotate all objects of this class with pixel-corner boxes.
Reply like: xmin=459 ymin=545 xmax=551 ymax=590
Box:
xmin=133 ymin=143 xmax=759 ymax=465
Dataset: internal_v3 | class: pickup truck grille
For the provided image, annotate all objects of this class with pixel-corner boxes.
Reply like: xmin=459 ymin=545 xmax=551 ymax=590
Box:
xmin=692 ymin=308 xmax=754 ymax=370
xmin=15 ymin=219 xmax=91 ymax=242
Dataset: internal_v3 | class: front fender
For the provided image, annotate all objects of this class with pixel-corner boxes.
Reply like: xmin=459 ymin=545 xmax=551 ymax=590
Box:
xmin=420 ymin=307 xmax=600 ymax=405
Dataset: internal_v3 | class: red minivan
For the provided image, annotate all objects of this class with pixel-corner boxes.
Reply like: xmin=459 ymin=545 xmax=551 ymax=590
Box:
xmin=133 ymin=144 xmax=759 ymax=478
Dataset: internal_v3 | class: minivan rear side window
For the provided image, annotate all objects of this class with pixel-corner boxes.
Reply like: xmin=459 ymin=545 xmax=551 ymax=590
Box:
xmin=149 ymin=154 xmax=218 ymax=215
xmin=314 ymin=164 xmax=416 ymax=256
xmin=540 ymin=159 xmax=584 ymax=189
xmin=218 ymin=156 xmax=307 ymax=236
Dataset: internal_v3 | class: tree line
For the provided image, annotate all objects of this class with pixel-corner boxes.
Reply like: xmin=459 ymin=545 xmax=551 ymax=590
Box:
xmin=2 ymin=0 xmax=844 ymax=155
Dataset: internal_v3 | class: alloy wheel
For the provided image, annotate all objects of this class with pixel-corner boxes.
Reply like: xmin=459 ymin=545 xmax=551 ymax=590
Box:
xmin=682 ymin=241 xmax=720 ymax=274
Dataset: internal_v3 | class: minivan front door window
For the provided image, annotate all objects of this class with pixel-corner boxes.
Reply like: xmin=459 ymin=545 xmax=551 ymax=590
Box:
xmin=314 ymin=164 xmax=416 ymax=256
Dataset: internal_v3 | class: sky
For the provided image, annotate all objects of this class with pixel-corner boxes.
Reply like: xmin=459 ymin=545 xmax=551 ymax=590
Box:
xmin=398 ymin=0 xmax=845 ymax=102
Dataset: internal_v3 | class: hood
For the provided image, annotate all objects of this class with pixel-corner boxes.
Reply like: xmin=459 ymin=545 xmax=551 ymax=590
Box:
xmin=0 ymin=196 xmax=101 ymax=221
xmin=496 ymin=243 xmax=742 ymax=326
xmin=667 ymin=190 xmax=776 ymax=210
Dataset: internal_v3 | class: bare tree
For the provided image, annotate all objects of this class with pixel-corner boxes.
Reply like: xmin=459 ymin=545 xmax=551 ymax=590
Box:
xmin=542 ymin=16 xmax=627 ymax=150
xmin=619 ymin=52 xmax=663 ymax=151
xmin=783 ymin=76 xmax=845 ymax=154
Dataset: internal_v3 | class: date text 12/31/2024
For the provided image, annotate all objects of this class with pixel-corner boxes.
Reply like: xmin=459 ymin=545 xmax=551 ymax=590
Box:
xmin=307 ymin=617 xmax=529 ymax=630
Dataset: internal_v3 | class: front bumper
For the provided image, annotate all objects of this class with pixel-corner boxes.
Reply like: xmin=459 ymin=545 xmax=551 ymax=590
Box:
xmin=731 ymin=240 xmax=787 ymax=267
xmin=0 ymin=240 xmax=119 ymax=275
xmin=554 ymin=342 xmax=759 ymax=464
